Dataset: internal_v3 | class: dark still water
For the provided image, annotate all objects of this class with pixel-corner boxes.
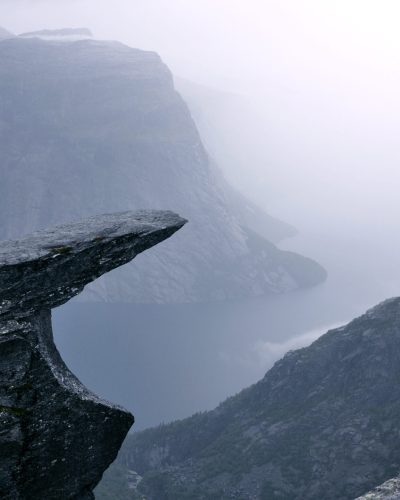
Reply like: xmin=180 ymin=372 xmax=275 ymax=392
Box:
xmin=53 ymin=223 xmax=400 ymax=430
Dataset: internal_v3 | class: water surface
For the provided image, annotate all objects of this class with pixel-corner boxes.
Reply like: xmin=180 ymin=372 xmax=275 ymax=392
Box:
xmin=54 ymin=224 xmax=400 ymax=430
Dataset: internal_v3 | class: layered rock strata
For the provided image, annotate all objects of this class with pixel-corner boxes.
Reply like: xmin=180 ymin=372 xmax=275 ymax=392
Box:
xmin=0 ymin=210 xmax=185 ymax=499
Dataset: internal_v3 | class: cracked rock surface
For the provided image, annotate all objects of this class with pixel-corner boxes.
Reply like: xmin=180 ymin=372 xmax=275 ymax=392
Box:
xmin=0 ymin=210 xmax=186 ymax=499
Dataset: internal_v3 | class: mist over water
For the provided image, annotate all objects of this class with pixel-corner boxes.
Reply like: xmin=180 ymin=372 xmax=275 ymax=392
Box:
xmin=53 ymin=222 xmax=400 ymax=430
xmin=3 ymin=0 xmax=400 ymax=427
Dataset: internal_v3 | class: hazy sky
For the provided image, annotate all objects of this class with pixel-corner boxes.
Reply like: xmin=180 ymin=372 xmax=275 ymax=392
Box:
xmin=3 ymin=0 xmax=400 ymax=91
xmin=1 ymin=0 xmax=400 ymax=236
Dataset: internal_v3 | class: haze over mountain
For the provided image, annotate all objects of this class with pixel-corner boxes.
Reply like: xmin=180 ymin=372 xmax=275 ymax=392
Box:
xmin=0 ymin=26 xmax=13 ymax=39
xmin=0 ymin=31 xmax=325 ymax=303
xmin=98 ymin=298 xmax=400 ymax=499
xmin=19 ymin=27 xmax=93 ymax=41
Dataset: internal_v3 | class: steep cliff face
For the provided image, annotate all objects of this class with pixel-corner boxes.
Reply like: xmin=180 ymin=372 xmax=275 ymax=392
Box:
xmin=0 ymin=210 xmax=185 ymax=499
xmin=98 ymin=298 xmax=400 ymax=499
xmin=0 ymin=34 xmax=326 ymax=302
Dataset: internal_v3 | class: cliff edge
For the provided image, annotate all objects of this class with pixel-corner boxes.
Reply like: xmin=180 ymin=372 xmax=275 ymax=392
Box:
xmin=0 ymin=210 xmax=185 ymax=499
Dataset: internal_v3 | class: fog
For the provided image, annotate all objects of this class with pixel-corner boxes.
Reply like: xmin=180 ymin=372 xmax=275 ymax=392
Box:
xmin=3 ymin=0 xmax=400 ymax=234
xmin=3 ymin=0 xmax=400 ymax=427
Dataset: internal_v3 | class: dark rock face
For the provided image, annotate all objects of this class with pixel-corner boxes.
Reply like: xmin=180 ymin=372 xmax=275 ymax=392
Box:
xmin=0 ymin=35 xmax=326 ymax=302
xmin=98 ymin=298 xmax=400 ymax=499
xmin=0 ymin=210 xmax=185 ymax=499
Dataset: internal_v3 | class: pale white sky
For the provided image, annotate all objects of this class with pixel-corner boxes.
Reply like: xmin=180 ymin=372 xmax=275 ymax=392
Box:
xmin=2 ymin=1 xmax=400 ymax=89
xmin=2 ymin=1 xmax=400 ymax=87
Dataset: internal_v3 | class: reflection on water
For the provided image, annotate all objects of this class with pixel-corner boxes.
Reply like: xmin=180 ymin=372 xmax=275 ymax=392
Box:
xmin=54 ymin=228 xmax=400 ymax=430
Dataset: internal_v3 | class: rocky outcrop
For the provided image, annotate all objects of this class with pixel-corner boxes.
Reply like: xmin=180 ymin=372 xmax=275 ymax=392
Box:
xmin=0 ymin=210 xmax=185 ymax=499
xmin=0 ymin=34 xmax=326 ymax=303
xmin=357 ymin=476 xmax=400 ymax=499
xmin=98 ymin=298 xmax=400 ymax=499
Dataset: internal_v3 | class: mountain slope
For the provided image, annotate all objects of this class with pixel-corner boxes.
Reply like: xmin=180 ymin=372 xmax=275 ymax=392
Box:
xmin=0 ymin=35 xmax=325 ymax=302
xmin=98 ymin=298 xmax=400 ymax=499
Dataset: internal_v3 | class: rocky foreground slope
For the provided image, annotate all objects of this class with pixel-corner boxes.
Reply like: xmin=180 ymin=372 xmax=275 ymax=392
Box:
xmin=0 ymin=210 xmax=185 ymax=499
xmin=357 ymin=476 xmax=400 ymax=499
xmin=98 ymin=298 xmax=400 ymax=499
xmin=0 ymin=30 xmax=325 ymax=302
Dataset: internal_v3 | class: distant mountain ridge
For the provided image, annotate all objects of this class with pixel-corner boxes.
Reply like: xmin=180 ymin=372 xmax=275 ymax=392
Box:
xmin=98 ymin=298 xmax=400 ymax=499
xmin=0 ymin=32 xmax=326 ymax=302
xmin=19 ymin=27 xmax=93 ymax=41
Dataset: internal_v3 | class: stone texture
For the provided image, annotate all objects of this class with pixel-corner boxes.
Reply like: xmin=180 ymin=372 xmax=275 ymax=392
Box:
xmin=357 ymin=476 xmax=400 ymax=499
xmin=0 ymin=210 xmax=185 ymax=499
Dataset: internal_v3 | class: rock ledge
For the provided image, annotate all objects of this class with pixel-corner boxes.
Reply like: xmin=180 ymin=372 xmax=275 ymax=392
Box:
xmin=0 ymin=210 xmax=185 ymax=499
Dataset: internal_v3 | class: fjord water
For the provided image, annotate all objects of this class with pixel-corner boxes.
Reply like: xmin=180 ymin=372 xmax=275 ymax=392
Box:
xmin=54 ymin=218 xmax=400 ymax=431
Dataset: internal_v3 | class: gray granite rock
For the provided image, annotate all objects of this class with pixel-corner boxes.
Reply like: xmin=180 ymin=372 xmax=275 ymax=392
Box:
xmin=357 ymin=476 xmax=400 ymax=499
xmin=0 ymin=210 xmax=185 ymax=499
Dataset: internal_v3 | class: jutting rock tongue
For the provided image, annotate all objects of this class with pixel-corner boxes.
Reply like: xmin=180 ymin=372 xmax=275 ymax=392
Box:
xmin=0 ymin=210 xmax=186 ymax=500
